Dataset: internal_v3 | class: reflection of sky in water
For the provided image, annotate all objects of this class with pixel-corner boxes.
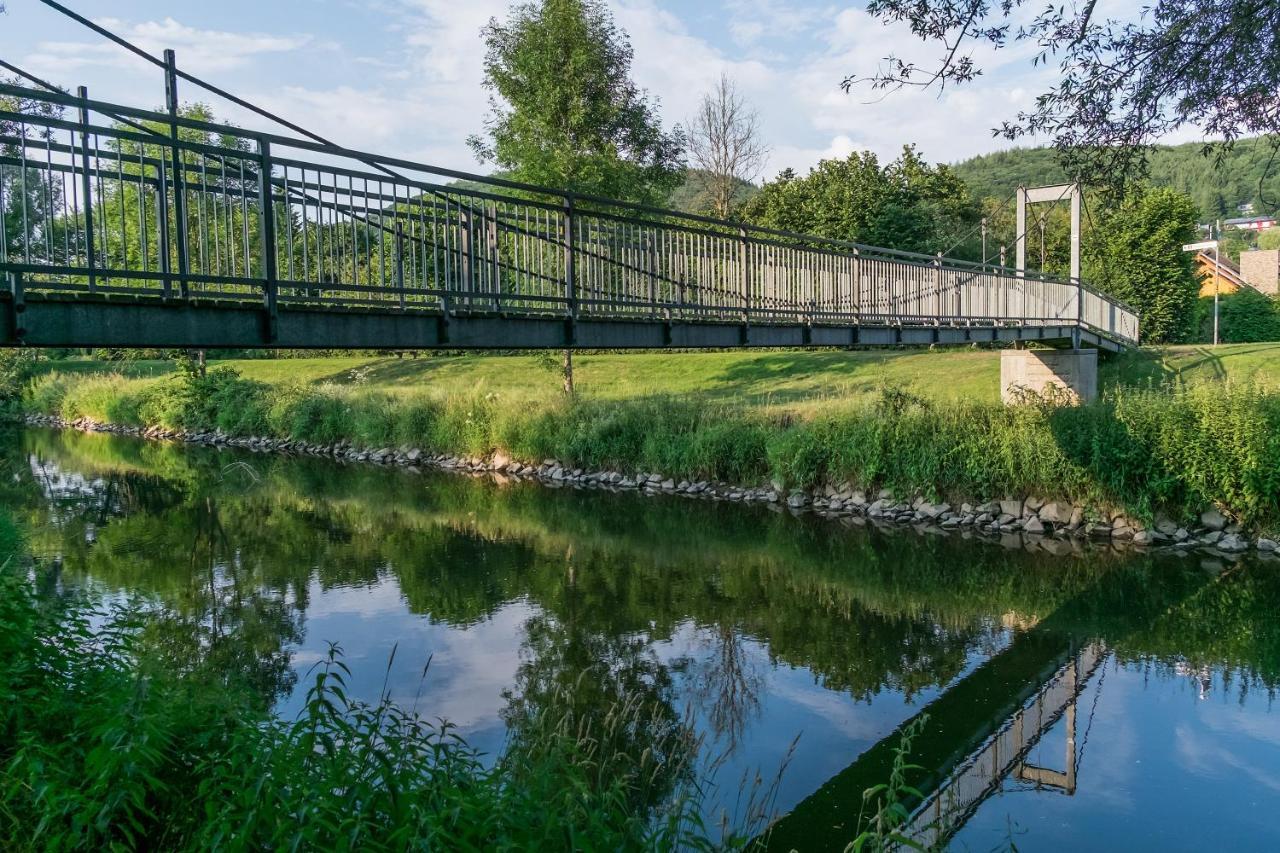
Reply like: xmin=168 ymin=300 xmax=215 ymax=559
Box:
xmin=271 ymin=574 xmax=1009 ymax=825
xmin=951 ymin=662 xmax=1280 ymax=852
xmin=276 ymin=577 xmax=531 ymax=759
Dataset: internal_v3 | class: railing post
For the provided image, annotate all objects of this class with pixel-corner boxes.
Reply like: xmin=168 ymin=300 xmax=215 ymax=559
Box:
xmin=563 ymin=195 xmax=577 ymax=318
xmin=164 ymin=50 xmax=189 ymax=299
xmin=738 ymin=227 xmax=749 ymax=322
xmin=645 ymin=232 xmax=657 ymax=316
xmin=395 ymin=220 xmax=406 ymax=311
xmin=258 ymin=138 xmax=278 ymax=343
xmin=851 ymin=247 xmax=860 ymax=319
xmin=76 ymin=87 xmax=96 ymax=292
xmin=488 ymin=205 xmax=500 ymax=312
xmin=934 ymin=252 xmax=943 ymax=320
xmin=460 ymin=205 xmax=474 ymax=303
xmin=1074 ymin=278 xmax=1084 ymax=349
xmin=8 ymin=272 xmax=24 ymax=344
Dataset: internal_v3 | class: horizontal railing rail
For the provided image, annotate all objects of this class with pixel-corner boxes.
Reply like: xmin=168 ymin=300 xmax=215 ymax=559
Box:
xmin=0 ymin=83 xmax=1139 ymax=345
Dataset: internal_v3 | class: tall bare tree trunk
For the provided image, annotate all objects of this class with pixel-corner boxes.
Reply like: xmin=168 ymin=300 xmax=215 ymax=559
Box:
xmin=562 ymin=348 xmax=575 ymax=396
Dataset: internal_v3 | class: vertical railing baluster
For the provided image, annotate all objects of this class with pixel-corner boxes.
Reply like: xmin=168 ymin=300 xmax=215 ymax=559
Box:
xmin=563 ymin=195 xmax=576 ymax=318
xmin=395 ymin=219 xmax=406 ymax=311
xmin=164 ymin=50 xmax=190 ymax=298
xmin=76 ymin=87 xmax=96 ymax=291
xmin=258 ymin=139 xmax=278 ymax=342
xmin=488 ymin=203 xmax=500 ymax=311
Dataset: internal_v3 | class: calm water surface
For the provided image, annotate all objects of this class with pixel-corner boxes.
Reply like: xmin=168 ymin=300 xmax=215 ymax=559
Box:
xmin=5 ymin=428 xmax=1279 ymax=851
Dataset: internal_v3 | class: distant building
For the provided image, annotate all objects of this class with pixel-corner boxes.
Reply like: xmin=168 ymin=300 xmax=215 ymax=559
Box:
xmin=1239 ymin=250 xmax=1280 ymax=296
xmin=1223 ymin=215 xmax=1277 ymax=231
xmin=1193 ymin=251 xmax=1256 ymax=297
xmin=1238 ymin=202 xmax=1256 ymax=215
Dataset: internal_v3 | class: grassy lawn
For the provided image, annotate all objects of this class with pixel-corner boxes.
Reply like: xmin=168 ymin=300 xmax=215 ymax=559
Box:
xmin=31 ymin=343 xmax=1280 ymax=412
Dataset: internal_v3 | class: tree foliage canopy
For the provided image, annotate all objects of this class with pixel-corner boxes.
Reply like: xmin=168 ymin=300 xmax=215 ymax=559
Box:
xmin=1087 ymin=187 xmax=1200 ymax=343
xmin=853 ymin=0 xmax=1280 ymax=188
xmin=740 ymin=145 xmax=978 ymax=254
xmin=468 ymin=0 xmax=684 ymax=205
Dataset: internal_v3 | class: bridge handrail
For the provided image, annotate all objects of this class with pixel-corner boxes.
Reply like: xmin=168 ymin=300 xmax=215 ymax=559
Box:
xmin=0 ymin=83 xmax=1138 ymax=317
xmin=0 ymin=81 xmax=1139 ymax=345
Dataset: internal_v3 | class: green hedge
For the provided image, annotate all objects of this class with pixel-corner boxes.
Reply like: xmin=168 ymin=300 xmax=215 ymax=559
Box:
xmin=23 ymin=367 xmax=1280 ymax=527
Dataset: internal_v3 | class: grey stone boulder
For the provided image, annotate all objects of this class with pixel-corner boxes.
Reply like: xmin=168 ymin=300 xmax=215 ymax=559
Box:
xmin=1023 ymin=516 xmax=1046 ymax=534
xmin=1200 ymin=508 xmax=1228 ymax=531
xmin=1218 ymin=533 xmax=1249 ymax=553
xmin=1038 ymin=501 xmax=1074 ymax=525
xmin=999 ymin=499 xmax=1023 ymax=518
xmin=918 ymin=502 xmax=951 ymax=520
xmin=1258 ymin=538 xmax=1278 ymax=552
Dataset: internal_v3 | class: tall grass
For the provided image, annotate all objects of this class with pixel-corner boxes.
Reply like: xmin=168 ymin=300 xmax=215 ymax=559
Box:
xmin=0 ymin=561 xmax=720 ymax=850
xmin=22 ymin=366 xmax=1280 ymax=527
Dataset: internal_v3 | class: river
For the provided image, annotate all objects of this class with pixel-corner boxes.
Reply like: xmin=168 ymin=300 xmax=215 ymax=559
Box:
xmin=5 ymin=427 xmax=1279 ymax=851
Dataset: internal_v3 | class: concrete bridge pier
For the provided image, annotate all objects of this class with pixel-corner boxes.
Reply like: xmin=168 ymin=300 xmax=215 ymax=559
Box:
xmin=1000 ymin=348 xmax=1098 ymax=404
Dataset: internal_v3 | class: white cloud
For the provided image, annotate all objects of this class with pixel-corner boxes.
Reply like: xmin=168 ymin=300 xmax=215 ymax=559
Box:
xmin=26 ymin=17 xmax=312 ymax=78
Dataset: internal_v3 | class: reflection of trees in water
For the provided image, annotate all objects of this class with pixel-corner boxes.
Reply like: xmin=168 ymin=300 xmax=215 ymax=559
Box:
xmin=693 ymin=624 xmax=764 ymax=754
xmin=501 ymin=551 xmax=690 ymax=816
xmin=139 ymin=495 xmax=303 ymax=709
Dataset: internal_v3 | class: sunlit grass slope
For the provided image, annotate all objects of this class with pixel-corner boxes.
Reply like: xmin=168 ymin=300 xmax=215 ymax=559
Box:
xmin=36 ymin=343 xmax=1280 ymax=412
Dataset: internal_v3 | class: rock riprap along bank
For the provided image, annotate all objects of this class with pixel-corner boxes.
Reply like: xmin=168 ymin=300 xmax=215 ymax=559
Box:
xmin=24 ymin=414 xmax=1278 ymax=560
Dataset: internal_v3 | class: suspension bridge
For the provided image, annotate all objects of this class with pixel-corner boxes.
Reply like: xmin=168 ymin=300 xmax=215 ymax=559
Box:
xmin=0 ymin=12 xmax=1137 ymax=356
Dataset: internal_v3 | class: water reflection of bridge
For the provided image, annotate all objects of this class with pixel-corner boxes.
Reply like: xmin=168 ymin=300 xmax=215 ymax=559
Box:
xmin=903 ymin=642 xmax=1106 ymax=849
xmin=763 ymin=633 xmax=1106 ymax=851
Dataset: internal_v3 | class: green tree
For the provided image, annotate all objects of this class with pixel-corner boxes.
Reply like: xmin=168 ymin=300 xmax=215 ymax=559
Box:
xmin=740 ymin=145 xmax=978 ymax=254
xmin=1257 ymin=229 xmax=1280 ymax=250
xmin=1 ymin=79 xmax=66 ymax=263
xmin=468 ymin=0 xmax=684 ymax=206
xmin=1087 ymin=187 xmax=1200 ymax=343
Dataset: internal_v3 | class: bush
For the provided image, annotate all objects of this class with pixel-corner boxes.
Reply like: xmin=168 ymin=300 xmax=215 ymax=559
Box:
xmin=1201 ymin=290 xmax=1280 ymax=343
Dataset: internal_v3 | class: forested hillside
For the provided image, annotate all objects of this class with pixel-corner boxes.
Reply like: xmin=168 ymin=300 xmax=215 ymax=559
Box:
xmin=953 ymin=137 xmax=1280 ymax=218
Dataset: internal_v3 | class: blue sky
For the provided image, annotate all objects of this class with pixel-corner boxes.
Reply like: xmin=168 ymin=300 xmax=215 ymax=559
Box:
xmin=0 ymin=0 xmax=1141 ymax=180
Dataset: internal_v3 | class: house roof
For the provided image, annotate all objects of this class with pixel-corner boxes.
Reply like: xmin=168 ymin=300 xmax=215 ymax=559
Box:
xmin=1195 ymin=251 xmax=1258 ymax=292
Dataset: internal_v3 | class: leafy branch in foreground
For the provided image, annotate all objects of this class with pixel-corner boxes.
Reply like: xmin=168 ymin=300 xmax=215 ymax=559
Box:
xmin=848 ymin=0 xmax=1280 ymax=190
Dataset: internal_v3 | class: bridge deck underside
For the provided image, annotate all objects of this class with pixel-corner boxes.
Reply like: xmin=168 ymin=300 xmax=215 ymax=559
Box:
xmin=1 ymin=294 xmax=1124 ymax=351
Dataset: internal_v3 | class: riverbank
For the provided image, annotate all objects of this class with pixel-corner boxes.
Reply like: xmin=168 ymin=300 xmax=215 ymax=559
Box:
xmin=21 ymin=355 xmax=1280 ymax=554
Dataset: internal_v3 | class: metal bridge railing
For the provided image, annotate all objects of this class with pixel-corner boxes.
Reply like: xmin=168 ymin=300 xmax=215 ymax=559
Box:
xmin=0 ymin=83 xmax=1139 ymax=345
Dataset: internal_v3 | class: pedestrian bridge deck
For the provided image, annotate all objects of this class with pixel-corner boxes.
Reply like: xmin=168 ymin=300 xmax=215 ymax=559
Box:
xmin=0 ymin=83 xmax=1138 ymax=351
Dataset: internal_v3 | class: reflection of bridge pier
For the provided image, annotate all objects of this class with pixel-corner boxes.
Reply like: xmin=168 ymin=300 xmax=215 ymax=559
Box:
xmin=904 ymin=643 xmax=1105 ymax=849
xmin=763 ymin=549 xmax=1232 ymax=853
xmin=762 ymin=628 xmax=1088 ymax=851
